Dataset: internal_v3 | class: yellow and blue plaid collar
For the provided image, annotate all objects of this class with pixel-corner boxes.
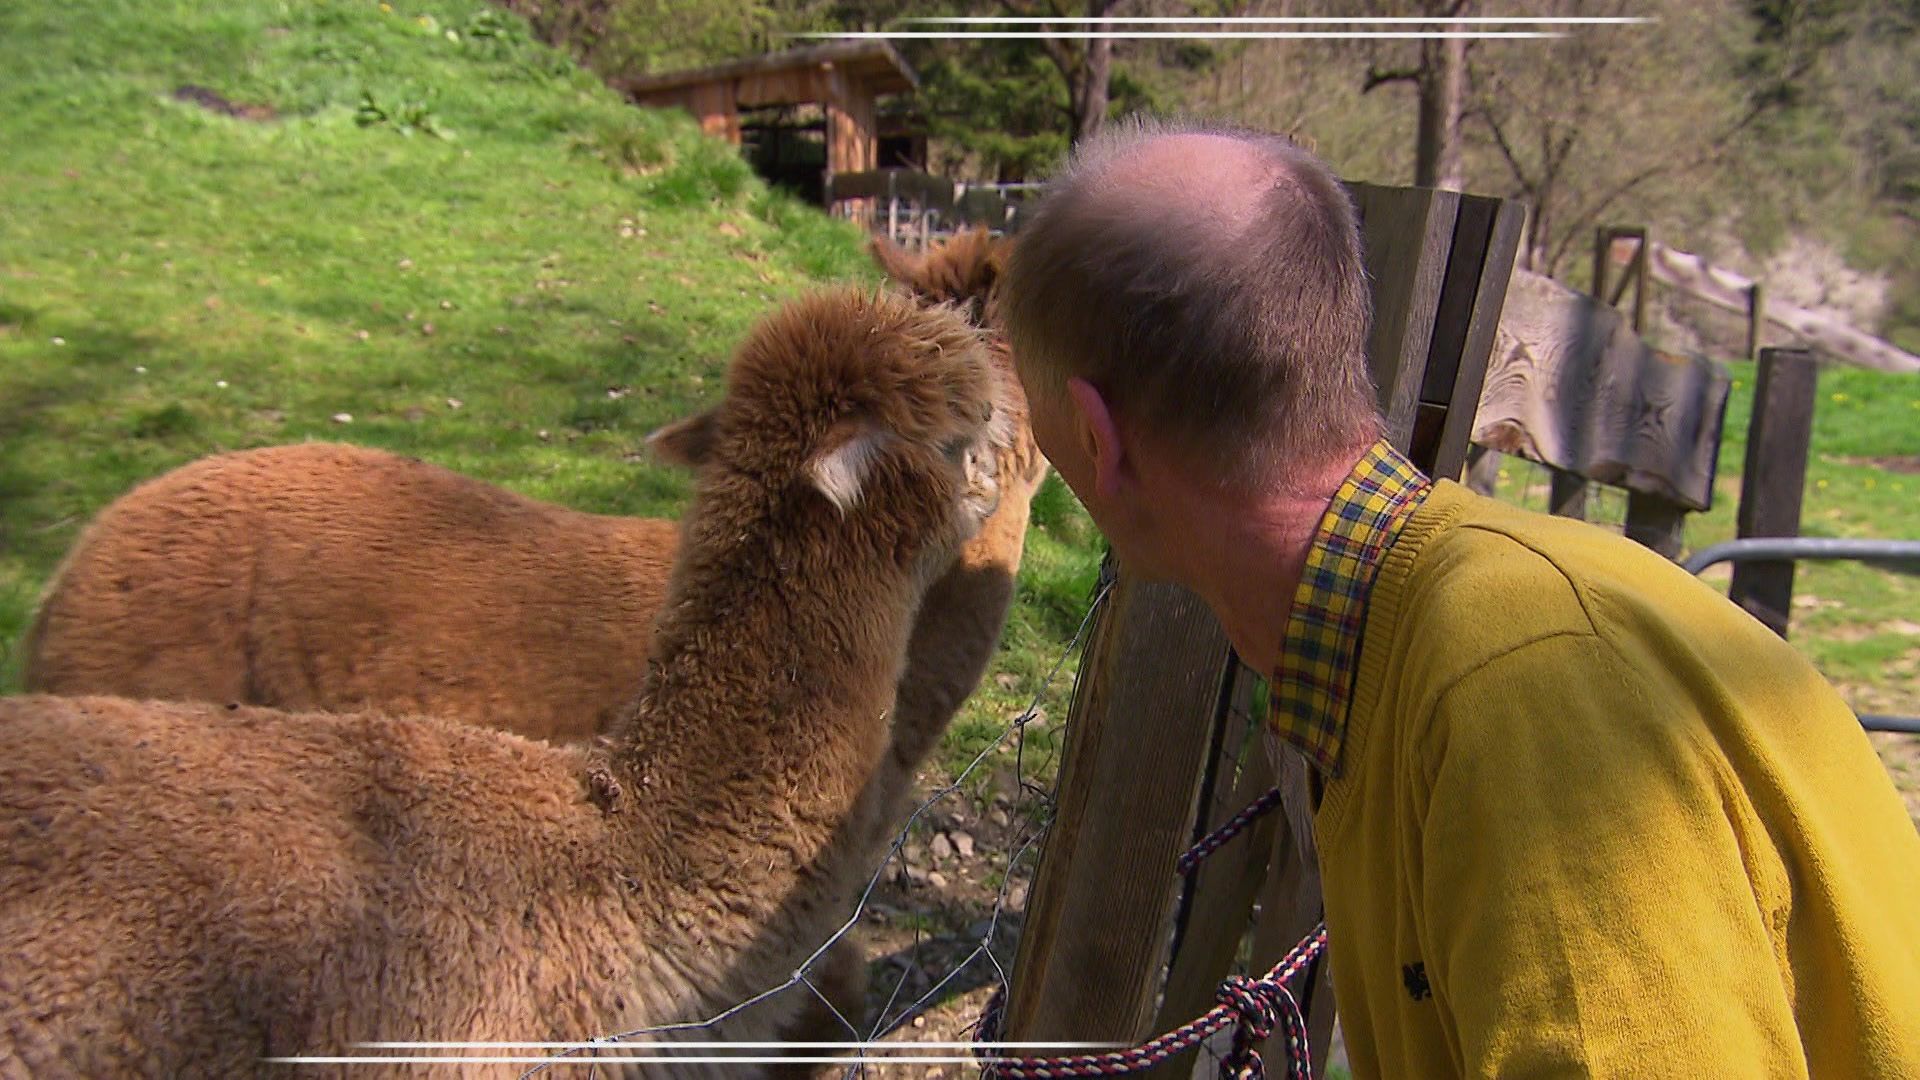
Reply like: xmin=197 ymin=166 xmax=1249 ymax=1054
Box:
xmin=1269 ymin=439 xmax=1431 ymax=774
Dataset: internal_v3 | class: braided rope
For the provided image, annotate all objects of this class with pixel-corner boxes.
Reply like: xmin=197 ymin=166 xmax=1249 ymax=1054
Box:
xmin=1175 ymin=786 xmax=1286 ymax=876
xmin=977 ymin=923 xmax=1327 ymax=1079
xmin=976 ymin=781 xmax=1320 ymax=1078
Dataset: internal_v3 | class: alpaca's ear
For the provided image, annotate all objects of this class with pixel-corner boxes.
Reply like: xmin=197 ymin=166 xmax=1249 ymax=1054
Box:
xmin=646 ymin=410 xmax=719 ymax=467
xmin=807 ymin=423 xmax=891 ymax=513
xmin=868 ymin=236 xmax=923 ymax=292
xmin=982 ymin=242 xmax=1008 ymax=292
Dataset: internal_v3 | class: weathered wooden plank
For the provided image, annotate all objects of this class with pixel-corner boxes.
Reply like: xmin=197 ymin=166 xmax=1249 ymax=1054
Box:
xmin=1611 ymin=238 xmax=1920 ymax=374
xmin=1417 ymin=194 xmax=1527 ymax=480
xmin=1001 ymin=558 xmax=1235 ymax=1045
xmin=1248 ymin=749 xmax=1335 ymax=1078
xmin=1730 ymin=348 xmax=1819 ymax=637
xmin=1477 ymin=268 xmax=1732 ymax=512
xmin=1349 ymin=184 xmax=1462 ymax=449
xmin=1140 ymin=665 xmax=1280 ymax=1080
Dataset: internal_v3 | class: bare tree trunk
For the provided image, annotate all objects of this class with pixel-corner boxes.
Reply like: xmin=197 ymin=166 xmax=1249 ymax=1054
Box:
xmin=1076 ymin=32 xmax=1113 ymax=143
xmin=1364 ymin=0 xmax=1466 ymax=188
xmin=1411 ymin=0 xmax=1467 ymax=189
xmin=1415 ymin=33 xmax=1466 ymax=188
xmin=1025 ymin=0 xmax=1120 ymax=148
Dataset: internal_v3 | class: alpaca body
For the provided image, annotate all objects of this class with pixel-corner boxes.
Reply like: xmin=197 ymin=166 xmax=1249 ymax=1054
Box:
xmin=25 ymin=443 xmax=676 ymax=743
xmin=0 ymin=700 xmax=820 ymax=1079
xmin=0 ymin=289 xmax=1008 ymax=1078
xmin=17 ymin=236 xmax=1039 ymax=1063
xmin=25 ymin=231 xmax=1040 ymax=765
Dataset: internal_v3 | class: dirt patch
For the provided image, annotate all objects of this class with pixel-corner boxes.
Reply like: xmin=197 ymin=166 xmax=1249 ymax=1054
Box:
xmin=172 ymin=85 xmax=277 ymax=122
xmin=1836 ymin=454 xmax=1920 ymax=475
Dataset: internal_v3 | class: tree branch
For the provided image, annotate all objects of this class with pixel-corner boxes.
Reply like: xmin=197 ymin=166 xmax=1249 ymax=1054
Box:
xmin=1546 ymin=97 xmax=1774 ymax=272
xmin=1471 ymin=100 xmax=1532 ymax=194
xmin=1363 ymin=66 xmax=1422 ymax=93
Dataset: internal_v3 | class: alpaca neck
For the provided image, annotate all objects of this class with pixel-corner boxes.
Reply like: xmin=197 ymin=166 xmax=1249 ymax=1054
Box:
xmin=614 ymin=506 xmax=926 ymax=894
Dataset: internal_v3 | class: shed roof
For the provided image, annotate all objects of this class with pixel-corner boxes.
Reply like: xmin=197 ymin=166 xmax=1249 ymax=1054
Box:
xmin=618 ymin=40 xmax=918 ymax=99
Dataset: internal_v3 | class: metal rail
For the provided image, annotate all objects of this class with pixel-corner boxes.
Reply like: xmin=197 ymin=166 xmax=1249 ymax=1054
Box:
xmin=1682 ymin=536 xmax=1920 ymax=735
xmin=1681 ymin=537 xmax=1920 ymax=575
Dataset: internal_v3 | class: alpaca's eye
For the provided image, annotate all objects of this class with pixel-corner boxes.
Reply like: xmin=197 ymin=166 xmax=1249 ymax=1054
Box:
xmin=940 ymin=436 xmax=973 ymax=464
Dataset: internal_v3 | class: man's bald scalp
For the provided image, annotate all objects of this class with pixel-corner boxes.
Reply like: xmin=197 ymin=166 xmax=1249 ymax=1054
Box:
xmin=1001 ymin=116 xmax=1380 ymax=488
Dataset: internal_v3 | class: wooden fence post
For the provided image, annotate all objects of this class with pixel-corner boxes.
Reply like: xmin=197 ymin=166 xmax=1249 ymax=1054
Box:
xmin=1730 ymin=347 xmax=1818 ymax=637
xmin=1624 ymin=494 xmax=1688 ymax=559
xmin=1000 ymin=561 xmax=1234 ymax=1043
xmin=1548 ymin=469 xmax=1588 ymax=519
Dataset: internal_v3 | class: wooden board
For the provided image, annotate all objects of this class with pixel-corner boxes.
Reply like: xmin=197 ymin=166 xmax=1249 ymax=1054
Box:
xmin=1001 ymin=559 xmax=1236 ymax=1044
xmin=1730 ymin=348 xmax=1819 ymax=636
xmin=1140 ymin=664 xmax=1280 ymax=1080
xmin=1612 ymin=239 xmax=1920 ymax=374
xmin=1348 ymin=184 xmax=1461 ymax=450
xmin=1247 ymin=749 xmax=1336 ymax=1079
xmin=1476 ymin=268 xmax=1732 ymax=512
xmin=1417 ymin=194 xmax=1528 ymax=481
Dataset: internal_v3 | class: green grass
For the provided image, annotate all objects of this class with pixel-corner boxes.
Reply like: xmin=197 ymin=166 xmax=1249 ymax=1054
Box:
xmin=0 ymin=0 xmax=1111 ymax=697
xmin=1488 ymin=360 xmax=1920 ymax=716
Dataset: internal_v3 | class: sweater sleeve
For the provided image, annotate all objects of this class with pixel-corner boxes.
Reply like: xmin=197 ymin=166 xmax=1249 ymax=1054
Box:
xmin=1414 ymin=631 xmax=1805 ymax=1077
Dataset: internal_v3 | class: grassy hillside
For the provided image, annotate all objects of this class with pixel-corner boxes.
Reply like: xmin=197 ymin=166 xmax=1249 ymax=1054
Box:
xmin=0 ymin=0 xmax=1102 ymax=709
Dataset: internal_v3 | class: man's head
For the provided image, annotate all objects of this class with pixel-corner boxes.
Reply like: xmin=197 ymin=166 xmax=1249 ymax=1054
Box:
xmin=998 ymin=116 xmax=1381 ymax=576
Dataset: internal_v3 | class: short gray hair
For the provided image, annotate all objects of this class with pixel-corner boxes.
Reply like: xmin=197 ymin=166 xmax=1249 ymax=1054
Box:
xmin=1001 ymin=115 xmax=1381 ymax=486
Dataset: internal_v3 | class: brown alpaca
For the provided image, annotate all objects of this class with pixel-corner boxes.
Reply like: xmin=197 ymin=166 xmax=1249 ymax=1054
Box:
xmin=868 ymin=227 xmax=1007 ymax=326
xmin=20 ymin=231 xmax=1040 ymax=1053
xmin=0 ymin=287 xmax=1010 ymax=1078
xmin=24 ymin=230 xmax=1040 ymax=761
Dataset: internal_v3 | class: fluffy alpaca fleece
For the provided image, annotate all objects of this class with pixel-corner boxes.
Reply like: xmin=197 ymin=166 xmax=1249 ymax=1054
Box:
xmin=19 ymin=231 xmax=1041 ymax=1057
xmin=24 ymin=230 xmax=1041 ymax=759
xmin=0 ymin=287 xmax=1011 ymax=1078
xmin=867 ymin=227 xmax=1007 ymax=326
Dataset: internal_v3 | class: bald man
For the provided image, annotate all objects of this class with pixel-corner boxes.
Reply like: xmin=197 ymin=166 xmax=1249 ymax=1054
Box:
xmin=1000 ymin=116 xmax=1920 ymax=1078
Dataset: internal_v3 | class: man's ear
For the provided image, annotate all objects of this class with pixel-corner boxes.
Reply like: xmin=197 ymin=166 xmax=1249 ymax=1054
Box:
xmin=1065 ymin=376 xmax=1127 ymax=503
xmin=645 ymin=409 xmax=719 ymax=467
xmin=807 ymin=422 xmax=892 ymax=513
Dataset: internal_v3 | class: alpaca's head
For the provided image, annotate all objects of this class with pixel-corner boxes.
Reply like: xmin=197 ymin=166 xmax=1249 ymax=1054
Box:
xmin=869 ymin=228 xmax=1009 ymax=326
xmin=650 ymin=287 xmax=1013 ymax=577
xmin=870 ymin=230 xmax=1048 ymax=490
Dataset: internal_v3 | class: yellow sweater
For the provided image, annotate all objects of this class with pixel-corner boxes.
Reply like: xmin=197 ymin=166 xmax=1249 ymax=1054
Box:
xmin=1321 ymin=481 xmax=1920 ymax=1078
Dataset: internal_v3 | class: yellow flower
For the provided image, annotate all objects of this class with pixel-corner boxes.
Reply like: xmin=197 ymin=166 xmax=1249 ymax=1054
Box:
xmin=1830 ymin=392 xmax=1850 ymax=404
xmin=379 ymin=2 xmax=391 ymax=10
xmin=1816 ymin=479 xmax=1830 ymax=489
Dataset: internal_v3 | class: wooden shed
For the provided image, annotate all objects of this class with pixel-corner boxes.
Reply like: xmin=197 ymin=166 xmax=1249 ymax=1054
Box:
xmin=614 ymin=41 xmax=918 ymax=203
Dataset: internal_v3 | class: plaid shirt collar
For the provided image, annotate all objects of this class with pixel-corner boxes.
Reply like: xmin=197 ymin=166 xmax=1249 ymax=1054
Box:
xmin=1268 ymin=438 xmax=1432 ymax=775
